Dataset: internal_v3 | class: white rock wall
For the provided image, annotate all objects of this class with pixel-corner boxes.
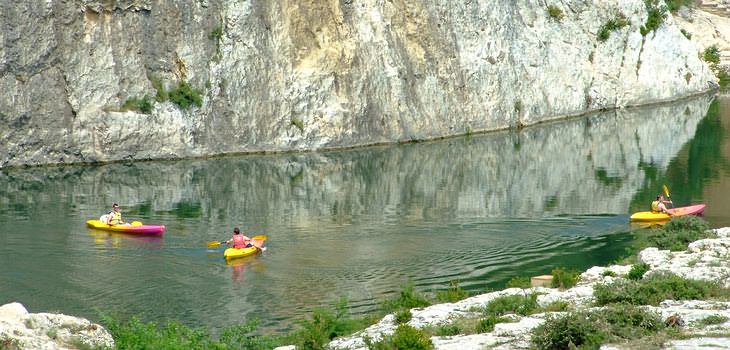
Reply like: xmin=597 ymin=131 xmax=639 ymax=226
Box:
xmin=0 ymin=0 xmax=717 ymax=168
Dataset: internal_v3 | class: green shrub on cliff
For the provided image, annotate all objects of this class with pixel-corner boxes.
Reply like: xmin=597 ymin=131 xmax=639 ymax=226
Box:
xmin=704 ymin=45 xmax=721 ymax=65
xmin=547 ymin=5 xmax=563 ymax=21
xmin=665 ymin=0 xmax=694 ymax=12
xmin=640 ymin=0 xmax=667 ymax=36
xmin=169 ymin=82 xmax=203 ymax=109
xmin=150 ymin=75 xmax=168 ymax=102
xmin=597 ymin=14 xmax=628 ymax=42
xmin=121 ymin=95 xmax=154 ymax=114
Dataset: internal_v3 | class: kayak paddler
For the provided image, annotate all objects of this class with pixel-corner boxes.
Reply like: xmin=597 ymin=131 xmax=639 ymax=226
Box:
xmin=227 ymin=227 xmax=253 ymax=248
xmin=651 ymin=195 xmax=673 ymax=215
xmin=104 ymin=203 xmax=130 ymax=226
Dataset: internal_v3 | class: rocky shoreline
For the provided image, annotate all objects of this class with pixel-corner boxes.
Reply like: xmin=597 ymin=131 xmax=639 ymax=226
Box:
xmin=0 ymin=302 xmax=113 ymax=350
xmin=278 ymin=226 xmax=730 ymax=350
xmin=4 ymin=227 xmax=730 ymax=349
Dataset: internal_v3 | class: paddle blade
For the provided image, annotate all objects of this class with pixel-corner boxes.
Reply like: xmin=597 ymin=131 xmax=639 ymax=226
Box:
xmin=251 ymin=235 xmax=267 ymax=241
xmin=207 ymin=241 xmax=224 ymax=247
xmin=251 ymin=239 xmax=265 ymax=250
xmin=131 ymin=221 xmax=143 ymax=226
xmin=663 ymin=184 xmax=670 ymax=198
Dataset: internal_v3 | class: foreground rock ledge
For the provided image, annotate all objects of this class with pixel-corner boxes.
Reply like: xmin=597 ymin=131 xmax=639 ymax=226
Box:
xmin=0 ymin=303 xmax=113 ymax=350
xmin=275 ymin=227 xmax=730 ymax=350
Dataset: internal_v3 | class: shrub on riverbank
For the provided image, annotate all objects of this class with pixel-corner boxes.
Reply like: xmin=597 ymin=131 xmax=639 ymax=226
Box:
xmin=505 ymin=276 xmax=531 ymax=289
xmin=551 ymin=267 xmax=580 ymax=289
xmin=482 ymin=293 xmax=540 ymax=316
xmin=531 ymin=304 xmax=665 ymax=350
xmin=102 ymin=316 xmax=282 ymax=350
xmin=365 ymin=324 xmax=434 ymax=350
xmin=435 ymin=280 xmax=469 ymax=303
xmin=294 ymin=299 xmax=375 ymax=350
xmin=622 ymin=216 xmax=714 ymax=261
xmin=593 ymin=272 xmax=730 ymax=306
xmin=382 ymin=281 xmax=431 ymax=313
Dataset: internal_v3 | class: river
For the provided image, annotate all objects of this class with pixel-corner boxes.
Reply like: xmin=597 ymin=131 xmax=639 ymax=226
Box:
xmin=1 ymin=93 xmax=729 ymax=333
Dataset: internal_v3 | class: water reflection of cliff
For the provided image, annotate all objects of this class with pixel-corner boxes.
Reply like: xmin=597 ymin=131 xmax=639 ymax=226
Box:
xmin=0 ymin=95 xmax=713 ymax=222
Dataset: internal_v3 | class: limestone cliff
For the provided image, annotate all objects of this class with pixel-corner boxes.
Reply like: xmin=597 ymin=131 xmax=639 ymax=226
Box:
xmin=0 ymin=0 xmax=717 ymax=168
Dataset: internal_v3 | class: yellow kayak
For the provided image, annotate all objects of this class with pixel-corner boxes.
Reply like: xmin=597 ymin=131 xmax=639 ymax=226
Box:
xmin=224 ymin=246 xmax=260 ymax=261
xmin=629 ymin=204 xmax=706 ymax=222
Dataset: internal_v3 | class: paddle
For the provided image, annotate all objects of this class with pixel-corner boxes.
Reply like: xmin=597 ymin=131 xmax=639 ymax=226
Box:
xmin=662 ymin=184 xmax=674 ymax=209
xmin=207 ymin=235 xmax=267 ymax=248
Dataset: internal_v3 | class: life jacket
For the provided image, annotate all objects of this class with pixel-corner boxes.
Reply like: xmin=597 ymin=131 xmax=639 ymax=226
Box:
xmin=108 ymin=211 xmax=123 ymax=225
xmin=651 ymin=201 xmax=660 ymax=212
xmin=232 ymin=234 xmax=248 ymax=248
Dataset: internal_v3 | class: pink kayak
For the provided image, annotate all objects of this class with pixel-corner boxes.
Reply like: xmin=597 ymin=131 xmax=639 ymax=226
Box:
xmin=86 ymin=219 xmax=165 ymax=236
xmin=629 ymin=204 xmax=706 ymax=222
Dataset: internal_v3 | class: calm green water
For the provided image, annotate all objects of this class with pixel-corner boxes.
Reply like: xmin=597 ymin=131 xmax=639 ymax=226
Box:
xmin=2 ymin=94 xmax=730 ymax=333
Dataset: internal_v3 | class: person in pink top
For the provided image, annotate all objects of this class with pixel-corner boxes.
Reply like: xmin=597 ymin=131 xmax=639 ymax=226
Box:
xmin=226 ymin=227 xmax=252 ymax=248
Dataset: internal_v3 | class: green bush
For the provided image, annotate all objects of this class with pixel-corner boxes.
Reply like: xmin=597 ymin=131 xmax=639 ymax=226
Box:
xmin=382 ymin=281 xmax=431 ymax=313
xmin=295 ymin=300 xmax=370 ymax=350
xmin=594 ymin=272 xmax=730 ymax=306
xmin=394 ymin=309 xmax=413 ymax=325
xmin=601 ymin=270 xmax=617 ymax=277
xmin=150 ymin=75 xmax=168 ymax=102
xmin=436 ymin=280 xmax=469 ymax=303
xmin=365 ymin=325 xmax=434 ymax=350
xmin=597 ymin=15 xmax=628 ymax=42
xmin=551 ymin=267 xmax=580 ymax=289
xmin=169 ymin=82 xmax=203 ymax=109
xmin=626 ymin=263 xmax=650 ymax=280
xmin=434 ymin=323 xmax=461 ymax=336
xmin=121 ymin=95 xmax=154 ymax=114
xmin=640 ymin=0 xmax=667 ymax=36
xmin=483 ymin=293 xmax=539 ymax=316
xmin=531 ymin=304 xmax=664 ymax=350
xmin=541 ymin=300 xmax=570 ymax=312
xmin=475 ymin=315 xmax=511 ymax=333
xmin=547 ymin=5 xmax=563 ymax=20
xmin=665 ymin=0 xmax=694 ymax=12
xmin=696 ymin=314 xmax=729 ymax=326
xmin=102 ymin=315 xmax=283 ymax=350
xmin=505 ymin=276 xmax=532 ymax=289
xmin=718 ymin=67 xmax=730 ymax=90
xmin=532 ymin=311 xmax=606 ymax=350
xmin=626 ymin=216 xmax=714 ymax=254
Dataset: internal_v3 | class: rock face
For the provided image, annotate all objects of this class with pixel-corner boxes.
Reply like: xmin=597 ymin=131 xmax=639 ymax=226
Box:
xmin=0 ymin=302 xmax=114 ymax=350
xmin=0 ymin=0 xmax=717 ymax=168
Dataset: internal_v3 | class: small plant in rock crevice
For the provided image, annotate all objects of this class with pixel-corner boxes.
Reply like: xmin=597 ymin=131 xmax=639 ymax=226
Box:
xmin=547 ymin=5 xmax=564 ymax=20
xmin=640 ymin=0 xmax=667 ymax=36
xmin=597 ymin=14 xmax=629 ymax=42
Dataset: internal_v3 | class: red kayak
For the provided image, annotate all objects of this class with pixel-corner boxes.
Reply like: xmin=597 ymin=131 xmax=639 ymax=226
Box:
xmin=86 ymin=219 xmax=165 ymax=236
